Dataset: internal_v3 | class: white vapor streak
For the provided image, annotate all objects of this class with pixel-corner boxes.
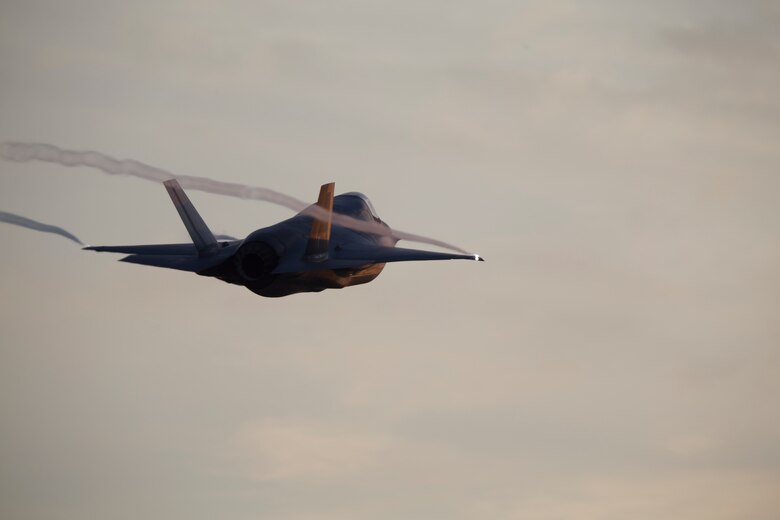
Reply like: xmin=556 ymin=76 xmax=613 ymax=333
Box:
xmin=1 ymin=142 xmax=470 ymax=253
xmin=0 ymin=210 xmax=84 ymax=245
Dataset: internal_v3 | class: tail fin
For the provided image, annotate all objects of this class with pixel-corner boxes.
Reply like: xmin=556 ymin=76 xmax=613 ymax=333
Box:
xmin=164 ymin=179 xmax=218 ymax=256
xmin=305 ymin=182 xmax=335 ymax=262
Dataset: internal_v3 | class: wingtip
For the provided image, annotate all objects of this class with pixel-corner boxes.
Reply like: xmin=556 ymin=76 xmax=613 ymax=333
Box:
xmin=474 ymin=254 xmax=485 ymax=262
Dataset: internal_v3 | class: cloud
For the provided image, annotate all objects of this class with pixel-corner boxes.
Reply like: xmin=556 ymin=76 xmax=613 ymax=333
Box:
xmin=1 ymin=2 xmax=779 ymax=519
xmin=468 ymin=470 xmax=780 ymax=520
xmin=227 ymin=419 xmax=394 ymax=482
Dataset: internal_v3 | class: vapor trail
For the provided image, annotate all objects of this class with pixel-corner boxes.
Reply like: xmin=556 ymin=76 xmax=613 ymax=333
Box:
xmin=0 ymin=142 xmax=470 ymax=253
xmin=0 ymin=210 xmax=83 ymax=245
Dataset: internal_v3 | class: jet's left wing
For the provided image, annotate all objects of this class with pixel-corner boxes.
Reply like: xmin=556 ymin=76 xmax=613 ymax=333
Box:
xmin=272 ymin=244 xmax=482 ymax=274
xmin=335 ymin=244 xmax=483 ymax=263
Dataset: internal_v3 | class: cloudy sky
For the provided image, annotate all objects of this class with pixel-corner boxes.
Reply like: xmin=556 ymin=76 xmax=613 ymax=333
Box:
xmin=1 ymin=1 xmax=778 ymax=519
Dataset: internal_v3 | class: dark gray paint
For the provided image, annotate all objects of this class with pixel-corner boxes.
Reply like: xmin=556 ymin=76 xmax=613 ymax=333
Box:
xmin=86 ymin=180 xmax=482 ymax=297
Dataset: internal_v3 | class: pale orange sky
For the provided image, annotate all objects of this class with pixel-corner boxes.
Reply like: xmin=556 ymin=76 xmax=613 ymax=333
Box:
xmin=1 ymin=1 xmax=778 ymax=519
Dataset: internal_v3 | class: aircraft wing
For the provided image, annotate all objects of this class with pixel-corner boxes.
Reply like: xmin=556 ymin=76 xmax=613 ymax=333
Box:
xmin=84 ymin=243 xmax=198 ymax=255
xmin=84 ymin=241 xmax=241 ymax=272
xmin=335 ymin=245 xmax=483 ymax=263
xmin=272 ymin=245 xmax=482 ymax=274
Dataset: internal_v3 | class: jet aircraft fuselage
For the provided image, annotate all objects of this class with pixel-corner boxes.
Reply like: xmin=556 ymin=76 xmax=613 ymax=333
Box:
xmin=87 ymin=181 xmax=482 ymax=297
xmin=201 ymin=193 xmax=396 ymax=296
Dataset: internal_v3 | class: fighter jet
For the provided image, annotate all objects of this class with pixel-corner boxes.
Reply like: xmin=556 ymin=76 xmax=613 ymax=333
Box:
xmin=85 ymin=180 xmax=482 ymax=297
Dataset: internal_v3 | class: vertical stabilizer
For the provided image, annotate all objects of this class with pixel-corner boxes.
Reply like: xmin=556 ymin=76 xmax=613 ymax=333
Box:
xmin=164 ymin=179 xmax=218 ymax=256
xmin=305 ymin=182 xmax=335 ymax=262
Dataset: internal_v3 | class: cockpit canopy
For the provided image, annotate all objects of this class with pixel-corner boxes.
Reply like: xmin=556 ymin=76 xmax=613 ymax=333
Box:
xmin=334 ymin=192 xmax=381 ymax=222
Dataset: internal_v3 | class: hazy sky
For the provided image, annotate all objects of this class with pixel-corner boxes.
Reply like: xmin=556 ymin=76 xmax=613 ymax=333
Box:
xmin=1 ymin=1 xmax=778 ymax=519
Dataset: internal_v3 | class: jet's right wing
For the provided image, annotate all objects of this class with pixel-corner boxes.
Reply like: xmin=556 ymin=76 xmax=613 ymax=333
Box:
xmin=85 ymin=243 xmax=198 ymax=255
xmin=84 ymin=241 xmax=241 ymax=272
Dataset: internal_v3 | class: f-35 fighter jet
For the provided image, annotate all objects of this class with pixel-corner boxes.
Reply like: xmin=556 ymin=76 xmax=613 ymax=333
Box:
xmin=86 ymin=180 xmax=482 ymax=297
